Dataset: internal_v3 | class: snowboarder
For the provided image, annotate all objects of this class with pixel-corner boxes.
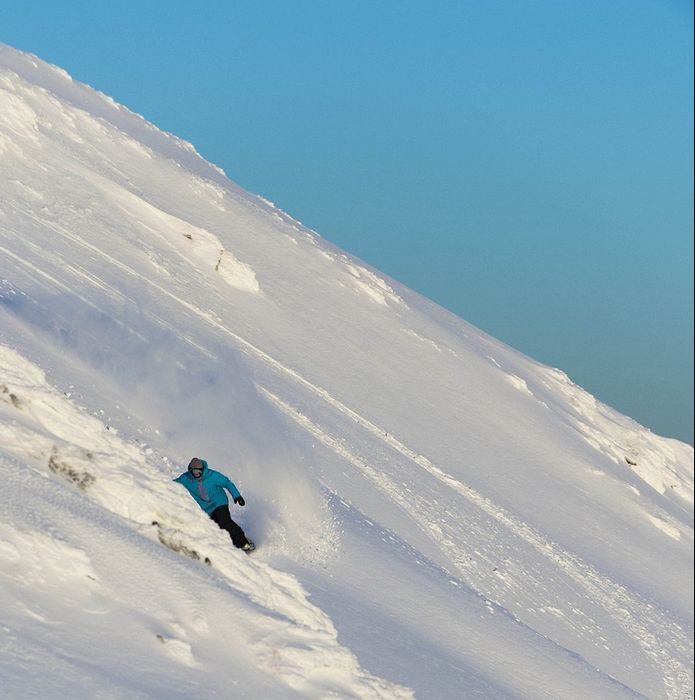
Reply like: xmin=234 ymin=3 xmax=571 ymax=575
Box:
xmin=174 ymin=457 xmax=255 ymax=552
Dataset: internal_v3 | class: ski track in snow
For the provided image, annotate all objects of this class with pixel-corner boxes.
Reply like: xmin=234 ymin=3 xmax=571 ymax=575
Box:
xmin=256 ymin=389 xmax=693 ymax=699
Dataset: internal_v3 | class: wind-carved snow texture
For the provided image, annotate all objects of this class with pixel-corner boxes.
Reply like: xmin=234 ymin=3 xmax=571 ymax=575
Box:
xmin=537 ymin=366 xmax=693 ymax=504
xmin=344 ymin=262 xmax=408 ymax=308
xmin=101 ymin=183 xmax=261 ymax=293
xmin=1 ymin=44 xmax=693 ymax=700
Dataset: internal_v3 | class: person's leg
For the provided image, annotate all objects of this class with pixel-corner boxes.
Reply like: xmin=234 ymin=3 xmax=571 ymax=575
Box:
xmin=210 ymin=505 xmax=248 ymax=548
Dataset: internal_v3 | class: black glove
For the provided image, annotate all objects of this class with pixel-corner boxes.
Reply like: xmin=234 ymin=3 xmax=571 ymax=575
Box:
xmin=234 ymin=496 xmax=245 ymax=507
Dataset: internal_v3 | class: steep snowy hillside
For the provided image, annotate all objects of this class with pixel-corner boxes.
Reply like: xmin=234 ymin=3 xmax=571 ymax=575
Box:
xmin=1 ymin=45 xmax=692 ymax=699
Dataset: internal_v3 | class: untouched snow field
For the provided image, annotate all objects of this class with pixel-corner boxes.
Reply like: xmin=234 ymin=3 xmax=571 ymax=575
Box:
xmin=0 ymin=45 xmax=692 ymax=699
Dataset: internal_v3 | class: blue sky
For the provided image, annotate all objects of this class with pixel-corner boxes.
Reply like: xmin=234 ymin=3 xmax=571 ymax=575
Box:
xmin=2 ymin=1 xmax=693 ymax=443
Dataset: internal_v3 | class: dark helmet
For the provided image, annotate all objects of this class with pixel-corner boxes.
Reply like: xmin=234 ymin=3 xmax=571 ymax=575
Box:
xmin=188 ymin=457 xmax=204 ymax=475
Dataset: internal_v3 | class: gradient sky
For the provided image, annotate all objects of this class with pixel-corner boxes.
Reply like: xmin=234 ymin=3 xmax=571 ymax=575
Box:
xmin=2 ymin=1 xmax=693 ymax=444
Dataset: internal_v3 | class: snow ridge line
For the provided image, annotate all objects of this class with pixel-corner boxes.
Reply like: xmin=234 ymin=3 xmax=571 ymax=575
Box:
xmin=258 ymin=388 xmax=692 ymax=700
xmin=7 ymin=207 xmax=693 ymax=697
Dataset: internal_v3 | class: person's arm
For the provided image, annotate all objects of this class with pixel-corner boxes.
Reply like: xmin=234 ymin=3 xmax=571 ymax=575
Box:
xmin=222 ymin=474 xmax=244 ymax=504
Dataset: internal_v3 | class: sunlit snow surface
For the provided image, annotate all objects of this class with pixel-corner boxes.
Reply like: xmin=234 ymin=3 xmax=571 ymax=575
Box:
xmin=0 ymin=45 xmax=692 ymax=699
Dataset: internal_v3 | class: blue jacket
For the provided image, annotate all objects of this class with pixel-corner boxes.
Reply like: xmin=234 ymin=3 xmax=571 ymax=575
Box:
xmin=174 ymin=460 xmax=242 ymax=514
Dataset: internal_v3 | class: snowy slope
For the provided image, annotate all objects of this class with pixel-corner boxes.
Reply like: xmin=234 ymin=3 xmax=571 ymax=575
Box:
xmin=0 ymin=44 xmax=692 ymax=700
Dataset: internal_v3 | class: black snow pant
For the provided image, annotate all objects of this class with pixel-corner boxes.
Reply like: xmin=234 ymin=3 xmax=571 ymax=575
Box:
xmin=209 ymin=505 xmax=248 ymax=548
